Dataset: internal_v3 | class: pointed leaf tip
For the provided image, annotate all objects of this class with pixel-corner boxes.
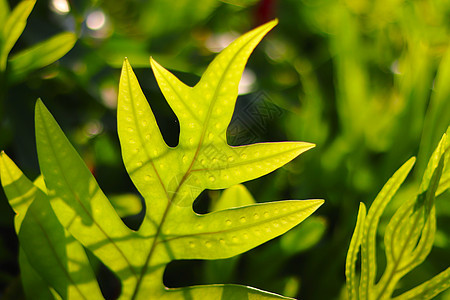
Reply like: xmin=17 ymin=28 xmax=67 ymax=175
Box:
xmin=122 ymin=57 xmax=130 ymax=70
xmin=267 ymin=18 xmax=279 ymax=28
xmin=35 ymin=98 xmax=45 ymax=111
xmin=303 ymin=142 xmax=316 ymax=151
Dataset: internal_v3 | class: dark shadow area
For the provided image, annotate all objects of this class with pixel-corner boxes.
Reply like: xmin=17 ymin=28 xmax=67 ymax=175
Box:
xmin=86 ymin=251 xmax=122 ymax=300
xmin=192 ymin=190 xmax=211 ymax=215
xmin=163 ymin=260 xmax=205 ymax=288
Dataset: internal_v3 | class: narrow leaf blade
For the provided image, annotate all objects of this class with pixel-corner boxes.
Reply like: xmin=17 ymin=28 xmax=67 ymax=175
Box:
xmin=8 ymin=32 xmax=76 ymax=83
xmin=118 ymin=58 xmax=172 ymax=233
xmin=436 ymin=126 xmax=450 ymax=196
xmin=380 ymin=199 xmax=436 ymax=296
xmin=1 ymin=0 xmax=35 ymax=71
xmin=20 ymin=193 xmax=104 ymax=299
xmin=34 ymin=99 xmax=142 ymax=286
xmin=0 ymin=152 xmax=103 ymax=299
xmin=359 ymin=157 xmax=416 ymax=298
xmin=393 ymin=267 xmax=450 ymax=300
xmin=160 ymin=200 xmax=324 ymax=260
xmin=345 ymin=202 xmax=366 ymax=300
xmin=419 ymin=129 xmax=448 ymax=195
xmin=0 ymin=0 xmax=9 ymax=28
xmin=190 ymin=142 xmax=315 ymax=190
xmin=376 ymin=131 xmax=448 ymax=299
xmin=0 ymin=151 xmax=36 ymax=230
xmin=19 ymin=249 xmax=55 ymax=300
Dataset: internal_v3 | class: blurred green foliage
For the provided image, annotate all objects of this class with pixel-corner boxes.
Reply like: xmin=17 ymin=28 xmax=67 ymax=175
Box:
xmin=0 ymin=0 xmax=449 ymax=299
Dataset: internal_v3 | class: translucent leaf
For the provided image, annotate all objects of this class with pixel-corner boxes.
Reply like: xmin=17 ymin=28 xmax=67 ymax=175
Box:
xmin=0 ymin=152 xmax=103 ymax=299
xmin=419 ymin=128 xmax=448 ymax=195
xmin=7 ymin=32 xmax=76 ymax=83
xmin=20 ymin=193 xmax=104 ymax=299
xmin=377 ymin=199 xmax=436 ymax=298
xmin=345 ymin=129 xmax=450 ymax=300
xmin=0 ymin=156 xmax=54 ymax=299
xmin=115 ymin=19 xmax=322 ymax=298
xmin=19 ymin=249 xmax=55 ymax=300
xmin=375 ymin=128 xmax=448 ymax=298
xmin=158 ymin=200 xmax=323 ymax=260
xmin=0 ymin=150 xmax=36 ymax=230
xmin=393 ymin=267 xmax=450 ymax=300
xmin=345 ymin=202 xmax=366 ymax=300
xmin=359 ymin=157 xmax=416 ymax=298
xmin=203 ymin=184 xmax=255 ymax=284
xmin=35 ymin=99 xmax=143 ymax=298
xmin=15 ymin=20 xmax=323 ymax=299
xmin=0 ymin=0 xmax=35 ymax=71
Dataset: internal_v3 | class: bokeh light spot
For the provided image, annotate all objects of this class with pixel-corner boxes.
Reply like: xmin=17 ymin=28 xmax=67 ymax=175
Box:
xmin=86 ymin=11 xmax=106 ymax=30
xmin=50 ymin=0 xmax=70 ymax=15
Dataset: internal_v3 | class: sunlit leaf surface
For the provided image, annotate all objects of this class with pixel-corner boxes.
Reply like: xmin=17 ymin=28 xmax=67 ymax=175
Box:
xmin=1 ymin=20 xmax=323 ymax=299
xmin=0 ymin=153 xmax=103 ymax=299
xmin=346 ymin=128 xmax=450 ymax=300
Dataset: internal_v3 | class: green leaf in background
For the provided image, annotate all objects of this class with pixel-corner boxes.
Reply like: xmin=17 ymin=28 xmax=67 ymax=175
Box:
xmin=280 ymin=216 xmax=327 ymax=255
xmin=139 ymin=0 xmax=218 ymax=38
xmin=211 ymin=184 xmax=256 ymax=212
xmin=0 ymin=20 xmax=324 ymax=299
xmin=204 ymin=184 xmax=256 ymax=284
xmin=7 ymin=32 xmax=77 ymax=83
xmin=0 ymin=152 xmax=103 ymax=299
xmin=418 ymin=46 xmax=450 ymax=178
xmin=0 ymin=0 xmax=35 ymax=71
xmin=0 ymin=0 xmax=10 ymax=28
xmin=219 ymin=0 xmax=259 ymax=7
xmin=109 ymin=193 xmax=142 ymax=218
xmin=345 ymin=127 xmax=450 ymax=300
